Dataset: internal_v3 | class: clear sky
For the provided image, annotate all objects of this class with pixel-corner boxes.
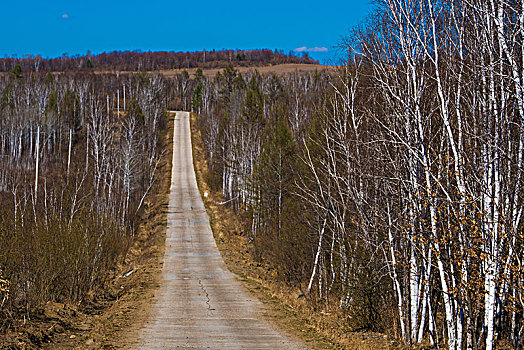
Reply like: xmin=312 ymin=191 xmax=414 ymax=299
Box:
xmin=1 ymin=0 xmax=373 ymax=64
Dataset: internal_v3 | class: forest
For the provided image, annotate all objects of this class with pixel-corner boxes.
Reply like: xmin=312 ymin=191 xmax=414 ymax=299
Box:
xmin=1 ymin=0 xmax=524 ymax=348
xmin=0 ymin=69 xmax=172 ymax=331
xmin=0 ymin=49 xmax=318 ymax=73
xmin=188 ymin=0 xmax=524 ymax=349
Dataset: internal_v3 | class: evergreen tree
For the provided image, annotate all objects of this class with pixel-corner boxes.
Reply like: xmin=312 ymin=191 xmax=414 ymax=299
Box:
xmin=192 ymin=82 xmax=203 ymax=113
xmin=243 ymin=74 xmax=264 ymax=126
xmin=218 ymin=64 xmax=238 ymax=103
xmin=9 ymin=64 xmax=22 ymax=79
xmin=126 ymin=97 xmax=145 ymax=126
xmin=1 ymin=85 xmax=10 ymax=112
xmin=253 ymin=117 xmax=298 ymax=263
xmin=61 ymin=88 xmax=81 ymax=131
xmin=44 ymin=90 xmax=59 ymax=123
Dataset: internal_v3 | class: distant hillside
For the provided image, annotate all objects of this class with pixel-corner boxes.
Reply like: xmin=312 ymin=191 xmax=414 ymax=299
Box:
xmin=0 ymin=49 xmax=319 ymax=73
xmin=161 ymin=63 xmax=336 ymax=79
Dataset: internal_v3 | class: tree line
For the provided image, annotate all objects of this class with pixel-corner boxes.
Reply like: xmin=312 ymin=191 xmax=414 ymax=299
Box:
xmin=192 ymin=0 xmax=524 ymax=348
xmin=0 ymin=70 xmax=170 ymax=329
xmin=0 ymin=49 xmax=319 ymax=73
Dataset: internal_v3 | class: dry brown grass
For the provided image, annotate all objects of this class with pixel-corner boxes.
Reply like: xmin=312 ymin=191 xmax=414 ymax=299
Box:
xmin=189 ymin=112 xmax=398 ymax=350
xmin=161 ymin=63 xmax=337 ymax=78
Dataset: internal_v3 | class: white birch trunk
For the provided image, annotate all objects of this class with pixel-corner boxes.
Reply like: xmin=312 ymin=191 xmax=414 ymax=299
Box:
xmin=307 ymin=218 xmax=327 ymax=294
xmin=34 ymin=125 xmax=40 ymax=204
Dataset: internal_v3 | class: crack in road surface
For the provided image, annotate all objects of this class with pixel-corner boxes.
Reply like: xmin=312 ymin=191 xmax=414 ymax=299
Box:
xmin=137 ymin=112 xmax=305 ymax=349
xmin=198 ymin=278 xmax=214 ymax=314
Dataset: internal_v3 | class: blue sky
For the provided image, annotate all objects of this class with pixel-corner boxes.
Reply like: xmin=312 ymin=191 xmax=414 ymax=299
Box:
xmin=1 ymin=0 xmax=373 ymax=64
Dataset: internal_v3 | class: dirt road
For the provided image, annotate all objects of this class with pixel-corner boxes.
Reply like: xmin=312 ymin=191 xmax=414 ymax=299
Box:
xmin=137 ymin=112 xmax=305 ymax=349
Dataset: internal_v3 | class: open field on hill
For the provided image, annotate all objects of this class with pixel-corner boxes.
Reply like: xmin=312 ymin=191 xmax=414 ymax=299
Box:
xmin=161 ymin=63 xmax=337 ymax=78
